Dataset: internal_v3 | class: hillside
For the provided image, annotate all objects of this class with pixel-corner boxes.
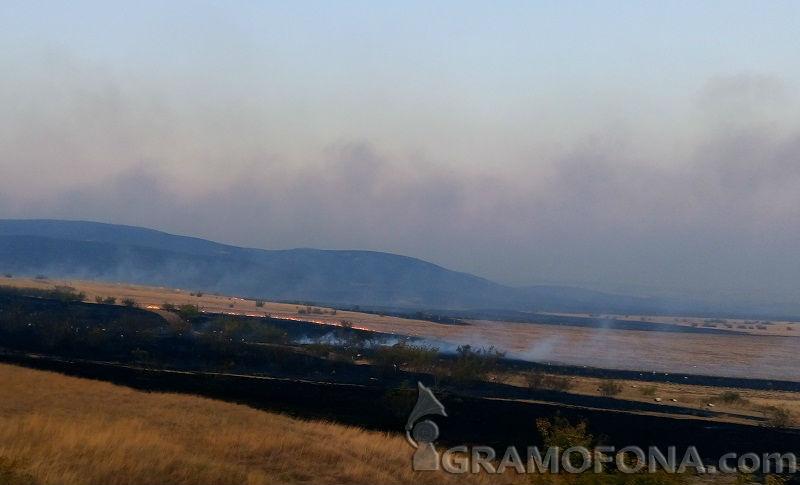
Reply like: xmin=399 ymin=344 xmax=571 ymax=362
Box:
xmin=0 ymin=363 xmax=519 ymax=485
xmin=0 ymin=219 xmax=653 ymax=312
xmin=7 ymin=219 xmax=785 ymax=317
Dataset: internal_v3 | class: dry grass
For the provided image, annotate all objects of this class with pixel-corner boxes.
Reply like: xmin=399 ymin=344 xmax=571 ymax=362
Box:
xmin=3 ymin=276 xmax=800 ymax=381
xmin=0 ymin=363 xmax=516 ymax=485
xmin=500 ymin=371 xmax=800 ymax=427
xmin=544 ymin=311 xmax=800 ymax=337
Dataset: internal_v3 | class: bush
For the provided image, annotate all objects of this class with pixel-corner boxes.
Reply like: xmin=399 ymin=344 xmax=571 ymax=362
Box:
xmin=449 ymin=345 xmax=505 ymax=383
xmin=204 ymin=316 xmax=287 ymax=344
xmin=763 ymin=406 xmax=793 ymax=428
xmin=599 ymin=380 xmax=623 ymax=397
xmin=249 ymin=324 xmax=288 ymax=344
xmin=121 ymin=298 xmax=137 ymax=307
xmin=3 ymin=274 xmax=11 ymax=278
xmin=536 ymin=413 xmax=594 ymax=449
xmin=373 ymin=342 xmax=439 ymax=371
xmin=161 ymin=302 xmax=176 ymax=312
xmin=719 ymin=391 xmax=742 ymax=404
xmin=255 ymin=299 xmax=265 ymax=307
xmin=94 ymin=296 xmax=116 ymax=305
xmin=527 ymin=371 xmax=573 ymax=392
xmin=0 ymin=284 xmax=83 ymax=302
xmin=51 ymin=286 xmax=86 ymax=302
xmin=639 ymin=385 xmax=657 ymax=396
xmin=35 ymin=274 xmax=47 ymax=280
xmin=339 ymin=320 xmax=353 ymax=329
xmin=176 ymin=304 xmax=201 ymax=321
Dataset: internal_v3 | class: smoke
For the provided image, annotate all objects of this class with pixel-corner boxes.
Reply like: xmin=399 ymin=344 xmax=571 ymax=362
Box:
xmin=2 ymin=50 xmax=800 ymax=304
xmin=512 ymin=335 xmax=564 ymax=363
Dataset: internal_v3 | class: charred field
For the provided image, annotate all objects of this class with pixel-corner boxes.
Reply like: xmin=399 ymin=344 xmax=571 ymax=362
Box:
xmin=1 ymin=284 xmax=799 ymax=468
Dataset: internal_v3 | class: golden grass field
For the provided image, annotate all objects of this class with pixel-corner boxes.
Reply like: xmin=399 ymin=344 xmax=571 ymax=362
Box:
xmin=0 ymin=363 xmax=522 ymax=485
xmin=2 ymin=275 xmax=799 ymax=381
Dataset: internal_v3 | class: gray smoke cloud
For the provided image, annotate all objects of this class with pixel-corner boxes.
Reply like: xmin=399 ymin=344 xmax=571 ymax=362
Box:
xmin=2 ymin=51 xmax=800 ymax=307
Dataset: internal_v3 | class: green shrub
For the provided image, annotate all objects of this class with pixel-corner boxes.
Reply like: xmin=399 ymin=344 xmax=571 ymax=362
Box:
xmin=449 ymin=345 xmax=505 ymax=383
xmin=121 ymin=298 xmax=137 ymax=307
xmin=536 ymin=413 xmax=594 ymax=449
xmin=176 ymin=304 xmax=201 ymax=321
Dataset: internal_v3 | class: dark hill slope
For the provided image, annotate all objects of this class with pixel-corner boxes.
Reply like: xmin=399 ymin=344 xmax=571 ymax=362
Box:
xmin=0 ymin=219 xmax=678 ymax=313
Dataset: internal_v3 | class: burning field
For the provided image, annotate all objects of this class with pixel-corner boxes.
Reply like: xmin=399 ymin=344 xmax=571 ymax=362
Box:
xmin=2 ymin=275 xmax=799 ymax=382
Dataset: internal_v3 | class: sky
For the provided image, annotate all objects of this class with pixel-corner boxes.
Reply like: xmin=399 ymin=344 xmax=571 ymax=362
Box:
xmin=1 ymin=1 xmax=799 ymax=302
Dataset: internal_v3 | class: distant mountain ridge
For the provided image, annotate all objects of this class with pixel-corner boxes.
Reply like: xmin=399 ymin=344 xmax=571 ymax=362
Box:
xmin=0 ymin=219 xmax=510 ymax=308
xmin=0 ymin=219 xmax=791 ymax=317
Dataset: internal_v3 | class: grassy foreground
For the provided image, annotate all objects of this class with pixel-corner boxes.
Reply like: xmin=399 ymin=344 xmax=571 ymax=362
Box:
xmin=0 ymin=363 xmax=511 ymax=485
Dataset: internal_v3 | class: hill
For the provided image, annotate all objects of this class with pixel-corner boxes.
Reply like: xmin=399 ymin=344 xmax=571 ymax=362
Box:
xmin=3 ymin=218 xmax=781 ymax=316
xmin=0 ymin=219 xmax=650 ymax=312
xmin=0 ymin=363 xmax=515 ymax=484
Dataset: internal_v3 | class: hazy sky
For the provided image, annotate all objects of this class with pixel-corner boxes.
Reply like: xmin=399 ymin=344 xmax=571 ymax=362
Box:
xmin=1 ymin=1 xmax=799 ymax=300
